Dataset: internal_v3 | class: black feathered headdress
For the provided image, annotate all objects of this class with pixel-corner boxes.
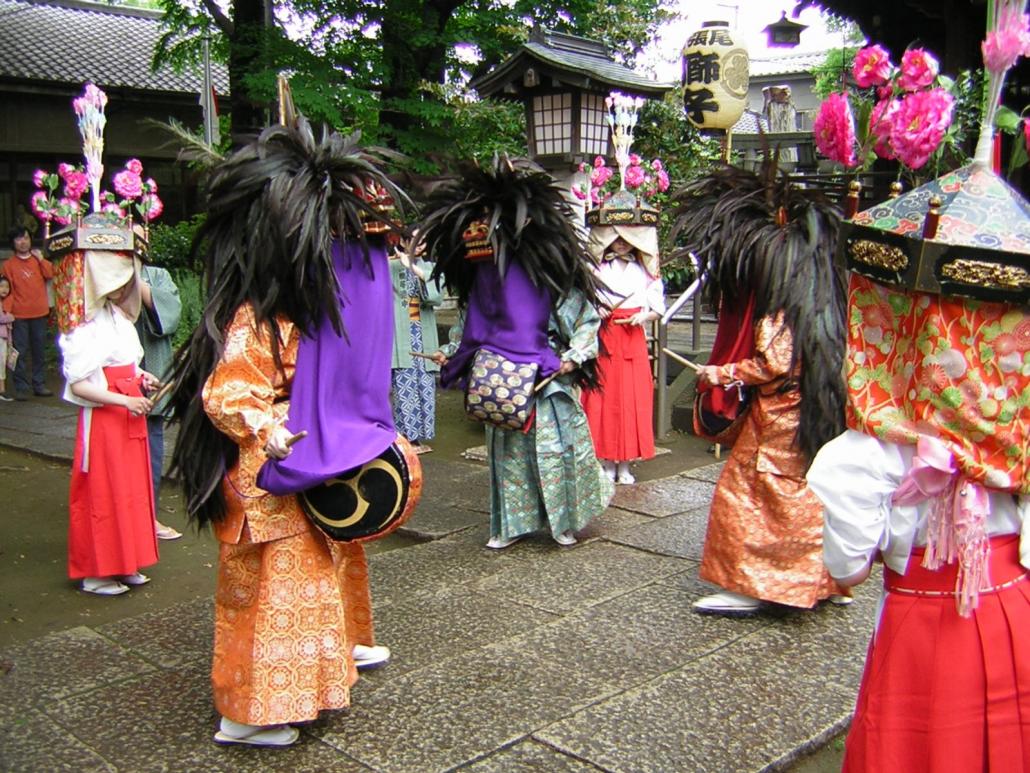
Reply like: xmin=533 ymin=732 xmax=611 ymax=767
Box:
xmin=420 ymin=156 xmax=599 ymax=307
xmin=668 ymin=158 xmax=846 ymax=465
xmin=167 ymin=116 xmax=409 ymax=528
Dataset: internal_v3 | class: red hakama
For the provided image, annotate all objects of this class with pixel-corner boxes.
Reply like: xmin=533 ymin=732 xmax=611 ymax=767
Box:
xmin=67 ymin=363 xmax=158 ymax=579
xmin=844 ymin=534 xmax=1030 ymax=772
xmin=582 ymin=307 xmax=655 ymax=461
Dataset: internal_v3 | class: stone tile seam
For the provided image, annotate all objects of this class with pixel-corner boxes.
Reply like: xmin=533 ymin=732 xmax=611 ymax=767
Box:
xmin=759 ymin=715 xmax=853 ymax=773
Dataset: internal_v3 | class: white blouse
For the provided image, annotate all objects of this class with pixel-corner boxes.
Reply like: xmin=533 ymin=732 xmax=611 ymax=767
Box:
xmin=59 ymin=304 xmax=143 ymax=408
xmin=595 ymin=259 xmax=666 ymax=315
xmin=807 ymin=429 xmax=1029 ymax=580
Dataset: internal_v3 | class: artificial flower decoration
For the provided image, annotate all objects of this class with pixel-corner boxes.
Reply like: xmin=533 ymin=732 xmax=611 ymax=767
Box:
xmin=897 ymin=48 xmax=940 ymax=91
xmin=982 ymin=2 xmax=1030 ymax=73
xmin=30 ymin=164 xmax=89 ymax=227
xmin=890 ymin=88 xmax=956 ymax=169
xmin=813 ymin=92 xmax=858 ymax=167
xmin=574 ymin=154 xmax=670 ymax=206
xmin=852 ymin=44 xmax=893 ymax=88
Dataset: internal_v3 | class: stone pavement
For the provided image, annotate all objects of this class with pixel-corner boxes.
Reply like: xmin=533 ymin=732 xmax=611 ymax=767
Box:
xmin=0 ymin=394 xmax=876 ymax=773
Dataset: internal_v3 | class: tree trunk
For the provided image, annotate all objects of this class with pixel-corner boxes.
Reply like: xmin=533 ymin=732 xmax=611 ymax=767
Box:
xmin=228 ymin=0 xmax=268 ymax=144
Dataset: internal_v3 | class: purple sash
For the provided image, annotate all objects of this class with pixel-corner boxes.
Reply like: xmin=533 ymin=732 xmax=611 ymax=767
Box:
xmin=440 ymin=261 xmax=559 ymax=389
xmin=257 ymin=240 xmax=396 ymax=495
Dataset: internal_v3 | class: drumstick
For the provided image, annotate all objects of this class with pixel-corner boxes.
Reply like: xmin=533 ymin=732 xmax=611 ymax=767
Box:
xmin=409 ymin=351 xmax=437 ymax=360
xmin=534 ymin=371 xmax=561 ymax=393
xmin=285 ymin=430 xmax=308 ymax=447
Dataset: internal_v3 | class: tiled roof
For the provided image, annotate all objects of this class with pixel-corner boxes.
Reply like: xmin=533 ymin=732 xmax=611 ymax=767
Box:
xmin=749 ymin=51 xmax=826 ymax=79
xmin=0 ymin=0 xmax=229 ymax=95
xmin=473 ymin=28 xmax=675 ymax=99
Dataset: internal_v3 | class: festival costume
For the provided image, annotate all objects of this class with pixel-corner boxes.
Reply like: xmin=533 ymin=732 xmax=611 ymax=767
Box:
xmin=422 ymin=157 xmax=612 ymax=543
xmin=61 ymin=303 xmax=158 ymax=580
xmin=204 ymin=304 xmax=373 ymax=726
xmin=166 ymin=86 xmax=412 ymax=737
xmin=671 ymin=160 xmax=848 ymax=610
xmin=390 ymin=255 xmax=442 ymax=443
xmin=804 ymin=34 xmax=1030 ymax=767
xmin=699 ymin=312 xmax=844 ymax=607
xmin=581 ymin=225 xmax=665 ymax=463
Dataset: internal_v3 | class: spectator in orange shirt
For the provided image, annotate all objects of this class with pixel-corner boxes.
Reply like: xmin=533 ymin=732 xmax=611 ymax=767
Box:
xmin=3 ymin=226 xmax=54 ymax=399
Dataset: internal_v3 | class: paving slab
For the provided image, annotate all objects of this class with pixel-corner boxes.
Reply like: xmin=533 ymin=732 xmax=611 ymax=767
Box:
xmin=471 ymin=541 xmax=688 ymax=616
xmin=95 ymin=597 xmax=214 ymax=669
xmin=611 ymin=475 xmax=716 ymax=518
xmin=504 ymin=583 xmax=769 ymax=692
xmin=0 ymin=626 xmax=155 ymax=710
xmin=679 ymin=461 xmax=725 ymax=484
xmin=460 ymin=739 xmax=605 ymax=772
xmin=536 ymin=581 xmax=881 ymax=773
xmin=315 ymin=640 xmax=615 ymax=772
xmin=400 ymin=504 xmax=485 ymax=540
xmin=0 ymin=704 xmax=115 ymax=773
xmin=360 ymin=585 xmax=559 ymax=683
xmin=605 ymin=505 xmax=710 ymax=560
xmin=415 ymin=457 xmax=492 ymax=514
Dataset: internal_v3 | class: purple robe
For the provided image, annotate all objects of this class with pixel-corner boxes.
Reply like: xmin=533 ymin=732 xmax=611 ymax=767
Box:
xmin=440 ymin=261 xmax=560 ymax=389
xmin=257 ymin=239 xmax=396 ymax=495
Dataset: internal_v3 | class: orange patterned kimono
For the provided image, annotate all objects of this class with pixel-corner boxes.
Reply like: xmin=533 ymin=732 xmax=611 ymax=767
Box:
xmin=699 ymin=313 xmax=845 ymax=607
xmin=203 ymin=304 xmax=376 ymax=726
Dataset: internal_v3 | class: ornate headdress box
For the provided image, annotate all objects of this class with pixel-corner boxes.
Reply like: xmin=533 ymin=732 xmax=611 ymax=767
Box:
xmin=45 ymin=213 xmax=149 ymax=261
xmin=585 ymin=189 xmax=660 ymax=227
xmin=836 ymin=164 xmax=1030 ymax=306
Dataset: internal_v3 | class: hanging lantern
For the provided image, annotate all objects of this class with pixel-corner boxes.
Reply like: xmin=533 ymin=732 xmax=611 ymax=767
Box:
xmin=681 ymin=21 xmax=749 ymax=130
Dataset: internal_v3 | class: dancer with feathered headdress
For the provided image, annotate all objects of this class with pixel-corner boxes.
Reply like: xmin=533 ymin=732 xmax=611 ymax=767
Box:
xmin=423 ymin=156 xmax=613 ymax=549
xmin=670 ymin=155 xmax=850 ymax=616
xmin=167 ymin=101 xmax=409 ymax=746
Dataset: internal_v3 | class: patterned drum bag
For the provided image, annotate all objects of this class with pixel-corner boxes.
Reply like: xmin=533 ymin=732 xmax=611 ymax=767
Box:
xmin=464 ymin=348 xmax=539 ymax=431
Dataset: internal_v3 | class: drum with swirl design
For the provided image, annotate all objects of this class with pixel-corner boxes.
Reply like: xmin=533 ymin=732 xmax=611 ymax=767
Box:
xmin=299 ymin=435 xmax=422 ymax=543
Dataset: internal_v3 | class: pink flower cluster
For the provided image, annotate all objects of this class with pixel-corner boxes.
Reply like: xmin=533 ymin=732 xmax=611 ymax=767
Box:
xmin=29 ymin=164 xmax=89 ymax=226
xmin=814 ymin=43 xmax=955 ymax=170
xmin=982 ymin=4 xmax=1030 ymax=74
xmin=573 ymin=155 xmax=670 ymax=205
xmin=107 ymin=159 xmax=163 ymax=223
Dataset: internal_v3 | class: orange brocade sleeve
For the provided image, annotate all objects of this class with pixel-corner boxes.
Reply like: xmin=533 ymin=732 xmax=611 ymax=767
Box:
xmin=202 ymin=305 xmax=292 ymax=451
xmin=718 ymin=312 xmax=794 ymax=386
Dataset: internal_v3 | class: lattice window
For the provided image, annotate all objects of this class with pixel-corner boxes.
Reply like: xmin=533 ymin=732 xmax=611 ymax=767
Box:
xmin=579 ymin=93 xmax=608 ymax=156
xmin=532 ymin=93 xmax=572 ymax=155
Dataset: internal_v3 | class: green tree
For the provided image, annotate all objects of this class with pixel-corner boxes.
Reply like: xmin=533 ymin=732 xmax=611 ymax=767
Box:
xmin=154 ymin=0 xmax=673 ymax=157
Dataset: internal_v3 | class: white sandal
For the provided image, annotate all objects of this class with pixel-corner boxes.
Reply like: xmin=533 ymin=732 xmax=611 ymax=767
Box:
xmin=80 ymin=578 xmax=130 ymax=596
xmin=214 ymin=717 xmax=300 ymax=747
xmin=353 ymin=644 xmax=391 ymax=669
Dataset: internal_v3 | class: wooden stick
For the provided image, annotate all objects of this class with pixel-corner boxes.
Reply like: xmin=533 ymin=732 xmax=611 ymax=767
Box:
xmin=409 ymin=351 xmax=437 ymax=360
xmin=285 ymin=430 xmax=308 ymax=447
xmin=533 ymin=371 xmax=561 ymax=393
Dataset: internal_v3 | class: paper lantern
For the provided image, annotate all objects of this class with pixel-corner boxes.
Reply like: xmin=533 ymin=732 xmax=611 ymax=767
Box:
xmin=681 ymin=21 xmax=749 ymax=130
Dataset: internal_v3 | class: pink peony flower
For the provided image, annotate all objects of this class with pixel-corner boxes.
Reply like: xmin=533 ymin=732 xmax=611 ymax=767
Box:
xmin=144 ymin=178 xmax=158 ymax=193
xmin=813 ymin=92 xmax=857 ymax=167
xmin=1024 ymin=118 xmax=1030 ymax=155
xmin=33 ymin=169 xmax=48 ymax=188
xmin=982 ymin=7 xmax=1030 ymax=73
xmin=651 ymin=159 xmax=663 ymax=172
xmin=869 ymin=98 xmax=900 ymax=160
xmin=889 ymin=88 xmax=954 ymax=169
xmin=852 ymin=45 xmax=893 ymax=88
xmin=897 ymin=48 xmax=939 ymax=91
xmin=142 ymin=194 xmax=163 ymax=221
xmin=624 ymin=164 xmax=646 ymax=189
xmin=593 ymin=155 xmax=605 ymax=168
xmin=656 ymin=169 xmax=670 ymax=192
xmin=57 ymin=163 xmax=74 ymax=179
xmin=591 ymin=165 xmax=613 ymax=187
xmin=113 ymin=170 xmax=143 ymax=200
xmin=30 ymin=191 xmax=52 ymax=220
xmin=628 ymin=153 xmax=642 ymax=166
xmin=571 ymin=185 xmax=587 ymax=201
xmin=126 ymin=158 xmax=143 ymax=176
xmin=63 ymin=170 xmax=89 ymax=201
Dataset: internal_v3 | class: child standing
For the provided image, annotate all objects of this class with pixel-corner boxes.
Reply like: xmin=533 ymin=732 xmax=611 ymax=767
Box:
xmin=0 ymin=276 xmax=14 ymax=401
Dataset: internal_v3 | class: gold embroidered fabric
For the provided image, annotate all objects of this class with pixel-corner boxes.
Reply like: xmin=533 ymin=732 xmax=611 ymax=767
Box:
xmin=701 ymin=314 xmax=845 ymax=607
xmin=204 ymin=303 xmax=375 ymax=726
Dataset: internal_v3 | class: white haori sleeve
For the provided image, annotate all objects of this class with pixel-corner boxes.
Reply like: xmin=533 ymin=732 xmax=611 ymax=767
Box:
xmin=645 ymin=274 xmax=666 ymax=315
xmin=807 ymin=429 xmax=921 ymax=579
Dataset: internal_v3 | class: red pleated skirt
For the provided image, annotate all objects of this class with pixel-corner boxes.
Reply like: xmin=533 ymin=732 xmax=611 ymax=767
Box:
xmin=843 ymin=534 xmax=1030 ymax=773
xmin=581 ymin=308 xmax=655 ymax=462
xmin=68 ymin=364 xmax=158 ymax=579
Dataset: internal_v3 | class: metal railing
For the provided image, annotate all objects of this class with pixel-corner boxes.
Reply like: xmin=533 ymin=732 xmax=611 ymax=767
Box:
xmin=653 ymin=253 xmax=707 ymax=439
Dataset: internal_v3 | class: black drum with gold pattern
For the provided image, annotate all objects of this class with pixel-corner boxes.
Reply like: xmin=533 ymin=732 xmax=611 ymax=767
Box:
xmin=299 ymin=435 xmax=422 ymax=543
